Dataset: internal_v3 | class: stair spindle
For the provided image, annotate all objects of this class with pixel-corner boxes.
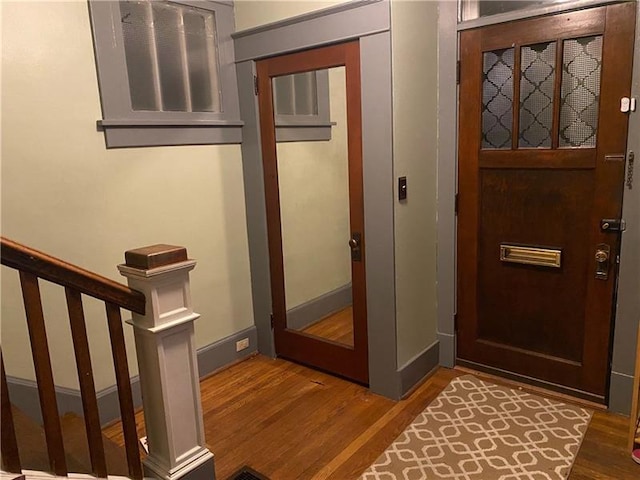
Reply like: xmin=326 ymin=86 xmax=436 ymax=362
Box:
xmin=66 ymin=288 xmax=108 ymax=477
xmin=105 ymin=302 xmax=143 ymax=480
xmin=19 ymin=271 xmax=68 ymax=476
xmin=1 ymin=351 xmax=22 ymax=474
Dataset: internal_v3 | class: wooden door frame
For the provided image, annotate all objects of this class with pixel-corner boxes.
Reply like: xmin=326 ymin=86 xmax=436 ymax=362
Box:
xmin=437 ymin=0 xmax=640 ymax=412
xmin=255 ymin=41 xmax=369 ymax=384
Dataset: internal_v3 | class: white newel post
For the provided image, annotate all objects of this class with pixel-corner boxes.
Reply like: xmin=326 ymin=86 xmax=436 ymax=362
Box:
xmin=118 ymin=245 xmax=215 ymax=480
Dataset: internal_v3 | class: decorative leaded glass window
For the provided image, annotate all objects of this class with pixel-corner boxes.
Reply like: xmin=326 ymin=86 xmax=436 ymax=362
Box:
xmin=480 ymin=34 xmax=603 ymax=151
xmin=482 ymin=48 xmax=514 ymax=149
xmin=519 ymin=42 xmax=556 ymax=148
xmin=559 ymin=36 xmax=603 ymax=148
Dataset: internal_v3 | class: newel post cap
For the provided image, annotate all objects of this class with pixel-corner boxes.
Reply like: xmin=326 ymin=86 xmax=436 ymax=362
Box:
xmin=124 ymin=244 xmax=188 ymax=270
xmin=117 ymin=244 xmax=196 ymax=279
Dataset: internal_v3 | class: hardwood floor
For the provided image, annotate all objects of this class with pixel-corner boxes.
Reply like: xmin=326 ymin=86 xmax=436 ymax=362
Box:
xmin=103 ymin=355 xmax=639 ymax=479
xmin=301 ymin=306 xmax=354 ymax=346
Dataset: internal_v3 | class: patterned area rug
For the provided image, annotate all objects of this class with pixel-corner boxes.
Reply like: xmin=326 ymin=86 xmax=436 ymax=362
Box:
xmin=361 ymin=375 xmax=592 ymax=480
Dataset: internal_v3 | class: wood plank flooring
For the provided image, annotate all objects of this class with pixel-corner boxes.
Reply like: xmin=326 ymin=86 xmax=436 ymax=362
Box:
xmin=103 ymin=355 xmax=639 ymax=480
xmin=301 ymin=306 xmax=354 ymax=347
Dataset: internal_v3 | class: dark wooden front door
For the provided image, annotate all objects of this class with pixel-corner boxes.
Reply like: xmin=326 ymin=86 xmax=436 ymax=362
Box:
xmin=457 ymin=3 xmax=635 ymax=402
xmin=256 ymin=41 xmax=369 ymax=384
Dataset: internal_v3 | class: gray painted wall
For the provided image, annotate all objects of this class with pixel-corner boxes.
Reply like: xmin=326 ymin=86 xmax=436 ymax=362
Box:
xmin=436 ymin=0 xmax=458 ymax=369
xmin=360 ymin=30 xmax=401 ymax=398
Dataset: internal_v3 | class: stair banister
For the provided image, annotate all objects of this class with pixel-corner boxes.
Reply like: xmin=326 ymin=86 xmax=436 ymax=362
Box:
xmin=118 ymin=245 xmax=215 ymax=480
xmin=1 ymin=237 xmax=145 ymax=479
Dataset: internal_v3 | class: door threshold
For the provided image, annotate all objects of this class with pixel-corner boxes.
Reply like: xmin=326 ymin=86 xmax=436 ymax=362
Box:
xmin=456 ymin=359 xmax=607 ymax=410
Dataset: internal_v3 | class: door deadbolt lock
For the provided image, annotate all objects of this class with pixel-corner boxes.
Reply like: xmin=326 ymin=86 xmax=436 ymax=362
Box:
xmin=600 ymin=218 xmax=626 ymax=232
xmin=595 ymin=244 xmax=610 ymax=280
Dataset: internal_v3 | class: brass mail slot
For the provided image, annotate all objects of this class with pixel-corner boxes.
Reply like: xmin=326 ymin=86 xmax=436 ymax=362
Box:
xmin=500 ymin=244 xmax=562 ymax=268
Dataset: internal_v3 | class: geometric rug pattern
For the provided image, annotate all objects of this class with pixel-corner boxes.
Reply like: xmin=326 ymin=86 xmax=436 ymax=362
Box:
xmin=360 ymin=375 xmax=592 ymax=480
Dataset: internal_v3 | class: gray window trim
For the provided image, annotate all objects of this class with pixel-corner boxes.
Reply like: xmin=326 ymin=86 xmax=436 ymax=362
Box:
xmin=89 ymin=0 xmax=242 ymax=148
xmin=232 ymin=0 xmax=388 ymax=62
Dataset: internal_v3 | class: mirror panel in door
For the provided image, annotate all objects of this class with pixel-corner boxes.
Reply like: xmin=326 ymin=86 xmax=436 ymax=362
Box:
xmin=274 ymin=66 xmax=354 ymax=347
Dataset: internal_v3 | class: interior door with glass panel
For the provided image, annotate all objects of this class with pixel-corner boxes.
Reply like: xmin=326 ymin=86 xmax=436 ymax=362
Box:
xmin=256 ymin=41 xmax=368 ymax=384
xmin=457 ymin=3 xmax=635 ymax=402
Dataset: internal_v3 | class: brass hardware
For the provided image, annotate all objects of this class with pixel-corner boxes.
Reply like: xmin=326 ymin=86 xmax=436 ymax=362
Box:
xmin=500 ymin=244 xmax=561 ymax=268
xmin=605 ymin=154 xmax=626 ymax=162
xmin=595 ymin=243 xmax=610 ymax=280
xmin=595 ymin=250 xmax=608 ymax=262
xmin=349 ymin=233 xmax=362 ymax=262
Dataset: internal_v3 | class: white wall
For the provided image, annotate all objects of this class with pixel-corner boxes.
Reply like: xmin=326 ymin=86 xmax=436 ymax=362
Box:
xmin=391 ymin=0 xmax=439 ymax=368
xmin=1 ymin=1 xmax=254 ymax=391
xmin=278 ymin=68 xmax=351 ymax=310
xmin=234 ymin=0 xmax=346 ymax=31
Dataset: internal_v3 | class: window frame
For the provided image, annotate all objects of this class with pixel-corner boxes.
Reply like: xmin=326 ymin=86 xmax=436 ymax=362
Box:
xmin=273 ymin=70 xmax=335 ymax=142
xmin=89 ymin=0 xmax=242 ymax=148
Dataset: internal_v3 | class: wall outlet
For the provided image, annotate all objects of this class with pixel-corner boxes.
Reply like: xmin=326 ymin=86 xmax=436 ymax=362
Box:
xmin=236 ymin=338 xmax=249 ymax=352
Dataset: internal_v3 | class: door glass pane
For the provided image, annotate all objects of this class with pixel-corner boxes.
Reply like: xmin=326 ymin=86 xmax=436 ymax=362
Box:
xmin=559 ymin=35 xmax=602 ymax=148
xmin=519 ymin=42 xmax=556 ymax=148
xmin=482 ymin=48 xmax=514 ymax=149
xmin=275 ymin=67 xmax=353 ymax=347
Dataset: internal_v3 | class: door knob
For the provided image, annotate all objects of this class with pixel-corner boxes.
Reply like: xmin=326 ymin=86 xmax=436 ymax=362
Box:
xmin=349 ymin=233 xmax=362 ymax=262
xmin=595 ymin=243 xmax=610 ymax=280
xmin=595 ymin=250 xmax=609 ymax=263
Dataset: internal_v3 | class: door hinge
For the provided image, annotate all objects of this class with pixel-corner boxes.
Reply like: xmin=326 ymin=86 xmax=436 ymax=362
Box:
xmin=254 ymin=75 xmax=259 ymax=95
xmin=270 ymin=313 xmax=274 ymax=329
xmin=455 ymin=193 xmax=459 ymax=215
xmin=456 ymin=60 xmax=461 ymax=85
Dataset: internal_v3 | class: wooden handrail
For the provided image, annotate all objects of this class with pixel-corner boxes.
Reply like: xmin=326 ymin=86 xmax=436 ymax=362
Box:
xmin=1 ymin=237 xmax=145 ymax=315
xmin=2 ymin=237 xmax=145 ymax=479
